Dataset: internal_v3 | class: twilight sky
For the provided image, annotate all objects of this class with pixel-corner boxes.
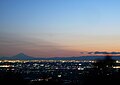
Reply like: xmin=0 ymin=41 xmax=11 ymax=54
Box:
xmin=1 ymin=0 xmax=120 ymax=57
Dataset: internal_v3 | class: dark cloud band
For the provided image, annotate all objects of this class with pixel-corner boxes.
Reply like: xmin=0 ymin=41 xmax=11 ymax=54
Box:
xmin=80 ymin=51 xmax=120 ymax=54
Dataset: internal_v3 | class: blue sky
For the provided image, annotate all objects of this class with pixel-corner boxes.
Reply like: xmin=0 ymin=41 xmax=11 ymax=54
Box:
xmin=1 ymin=0 xmax=120 ymax=57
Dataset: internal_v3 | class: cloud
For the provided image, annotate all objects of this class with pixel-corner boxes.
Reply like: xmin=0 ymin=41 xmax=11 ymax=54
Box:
xmin=86 ymin=51 xmax=120 ymax=54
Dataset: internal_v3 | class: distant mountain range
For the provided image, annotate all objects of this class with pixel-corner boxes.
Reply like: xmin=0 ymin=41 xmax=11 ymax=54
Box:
xmin=0 ymin=53 xmax=35 ymax=60
xmin=0 ymin=53 xmax=120 ymax=60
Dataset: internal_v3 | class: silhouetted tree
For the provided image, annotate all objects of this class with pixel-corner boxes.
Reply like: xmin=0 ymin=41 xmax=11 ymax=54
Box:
xmin=82 ymin=55 xmax=120 ymax=85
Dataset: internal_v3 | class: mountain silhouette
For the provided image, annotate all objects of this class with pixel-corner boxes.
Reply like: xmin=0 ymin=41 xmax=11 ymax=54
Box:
xmin=10 ymin=53 xmax=35 ymax=60
xmin=1 ymin=53 xmax=120 ymax=60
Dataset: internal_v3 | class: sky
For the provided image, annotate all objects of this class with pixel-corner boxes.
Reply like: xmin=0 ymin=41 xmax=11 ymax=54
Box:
xmin=1 ymin=0 xmax=120 ymax=57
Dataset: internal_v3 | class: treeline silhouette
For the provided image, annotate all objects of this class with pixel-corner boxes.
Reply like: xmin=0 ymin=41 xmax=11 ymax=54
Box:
xmin=82 ymin=55 xmax=120 ymax=85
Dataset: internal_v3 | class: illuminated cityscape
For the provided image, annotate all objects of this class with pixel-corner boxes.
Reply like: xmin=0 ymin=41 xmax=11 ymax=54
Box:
xmin=0 ymin=56 xmax=120 ymax=85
